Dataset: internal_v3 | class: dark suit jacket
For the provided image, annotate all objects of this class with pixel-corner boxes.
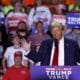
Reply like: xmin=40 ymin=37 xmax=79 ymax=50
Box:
xmin=27 ymin=38 xmax=80 ymax=65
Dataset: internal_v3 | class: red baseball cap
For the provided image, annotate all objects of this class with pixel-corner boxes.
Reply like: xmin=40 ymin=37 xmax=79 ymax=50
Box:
xmin=14 ymin=51 xmax=22 ymax=58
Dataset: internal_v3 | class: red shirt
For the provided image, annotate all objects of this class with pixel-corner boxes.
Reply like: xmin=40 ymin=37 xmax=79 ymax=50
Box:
xmin=23 ymin=0 xmax=35 ymax=7
xmin=3 ymin=65 xmax=30 ymax=80
xmin=1 ymin=0 xmax=11 ymax=5
xmin=66 ymin=0 xmax=75 ymax=5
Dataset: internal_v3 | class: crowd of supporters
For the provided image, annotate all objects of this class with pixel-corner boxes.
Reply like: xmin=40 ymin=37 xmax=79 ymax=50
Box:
xmin=0 ymin=0 xmax=80 ymax=79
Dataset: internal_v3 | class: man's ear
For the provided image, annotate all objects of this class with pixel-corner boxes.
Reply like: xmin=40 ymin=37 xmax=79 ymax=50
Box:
xmin=62 ymin=25 xmax=66 ymax=34
xmin=64 ymin=26 xmax=66 ymax=31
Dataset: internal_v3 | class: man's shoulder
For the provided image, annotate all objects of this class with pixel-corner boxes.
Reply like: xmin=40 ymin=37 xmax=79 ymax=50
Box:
xmin=64 ymin=37 xmax=78 ymax=45
xmin=40 ymin=39 xmax=53 ymax=47
xmin=20 ymin=66 xmax=29 ymax=73
xmin=7 ymin=65 xmax=28 ymax=70
xmin=65 ymin=37 xmax=76 ymax=42
xmin=42 ymin=39 xmax=53 ymax=44
xmin=6 ymin=46 xmax=14 ymax=50
xmin=21 ymin=65 xmax=29 ymax=69
xmin=6 ymin=66 xmax=15 ymax=72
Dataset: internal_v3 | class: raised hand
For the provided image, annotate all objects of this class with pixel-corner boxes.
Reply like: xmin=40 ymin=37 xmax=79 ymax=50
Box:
xmin=21 ymin=38 xmax=31 ymax=51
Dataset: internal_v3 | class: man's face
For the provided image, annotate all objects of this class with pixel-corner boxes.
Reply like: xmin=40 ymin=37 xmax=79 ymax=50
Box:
xmin=36 ymin=22 xmax=43 ymax=32
xmin=51 ymin=26 xmax=64 ymax=40
xmin=17 ymin=22 xmax=27 ymax=37
xmin=18 ymin=22 xmax=26 ymax=30
xmin=36 ymin=0 xmax=41 ymax=6
xmin=14 ymin=2 xmax=22 ymax=12
xmin=14 ymin=56 xmax=22 ymax=67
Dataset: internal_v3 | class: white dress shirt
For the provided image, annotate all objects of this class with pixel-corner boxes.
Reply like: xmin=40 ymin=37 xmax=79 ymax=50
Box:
xmin=50 ymin=37 xmax=64 ymax=66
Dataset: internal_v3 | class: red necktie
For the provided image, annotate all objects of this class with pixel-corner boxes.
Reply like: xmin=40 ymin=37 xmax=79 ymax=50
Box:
xmin=52 ymin=41 xmax=59 ymax=65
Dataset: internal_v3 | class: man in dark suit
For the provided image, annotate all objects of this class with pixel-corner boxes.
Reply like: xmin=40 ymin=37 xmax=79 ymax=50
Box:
xmin=22 ymin=22 xmax=80 ymax=66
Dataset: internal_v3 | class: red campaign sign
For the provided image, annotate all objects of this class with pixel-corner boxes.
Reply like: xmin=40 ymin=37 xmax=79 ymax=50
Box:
xmin=52 ymin=14 xmax=66 ymax=26
xmin=7 ymin=15 xmax=27 ymax=34
xmin=7 ymin=15 xmax=27 ymax=27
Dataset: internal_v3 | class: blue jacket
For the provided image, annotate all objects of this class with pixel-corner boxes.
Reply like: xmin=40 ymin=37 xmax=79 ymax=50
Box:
xmin=27 ymin=38 xmax=80 ymax=66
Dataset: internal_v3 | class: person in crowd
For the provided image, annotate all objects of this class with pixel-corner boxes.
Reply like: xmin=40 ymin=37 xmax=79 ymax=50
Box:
xmin=2 ymin=0 xmax=24 ymax=16
xmin=0 ymin=24 xmax=9 ymax=52
xmin=26 ymin=5 xmax=33 ymax=14
xmin=54 ymin=3 xmax=67 ymax=15
xmin=27 ymin=21 xmax=51 ymax=52
xmin=22 ymin=0 xmax=35 ymax=8
xmin=28 ymin=0 xmax=51 ymax=33
xmin=0 ymin=7 xmax=5 ymax=24
xmin=0 ymin=29 xmax=5 ymax=67
xmin=68 ymin=4 xmax=80 ymax=12
xmin=1 ymin=0 xmax=11 ymax=6
xmin=2 ymin=4 xmax=13 ymax=17
xmin=3 ymin=51 xmax=30 ymax=80
xmin=16 ymin=21 xmax=30 ymax=40
xmin=22 ymin=22 xmax=80 ymax=66
xmin=51 ymin=3 xmax=66 ymax=28
xmin=2 ymin=34 xmax=31 ymax=73
xmin=5 ymin=2 xmax=27 ymax=35
xmin=65 ymin=28 xmax=80 ymax=48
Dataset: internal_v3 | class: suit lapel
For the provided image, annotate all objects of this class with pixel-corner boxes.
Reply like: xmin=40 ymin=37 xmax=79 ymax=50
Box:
xmin=49 ymin=40 xmax=54 ymax=54
xmin=47 ymin=39 xmax=54 ymax=65
xmin=64 ymin=38 xmax=70 ymax=65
